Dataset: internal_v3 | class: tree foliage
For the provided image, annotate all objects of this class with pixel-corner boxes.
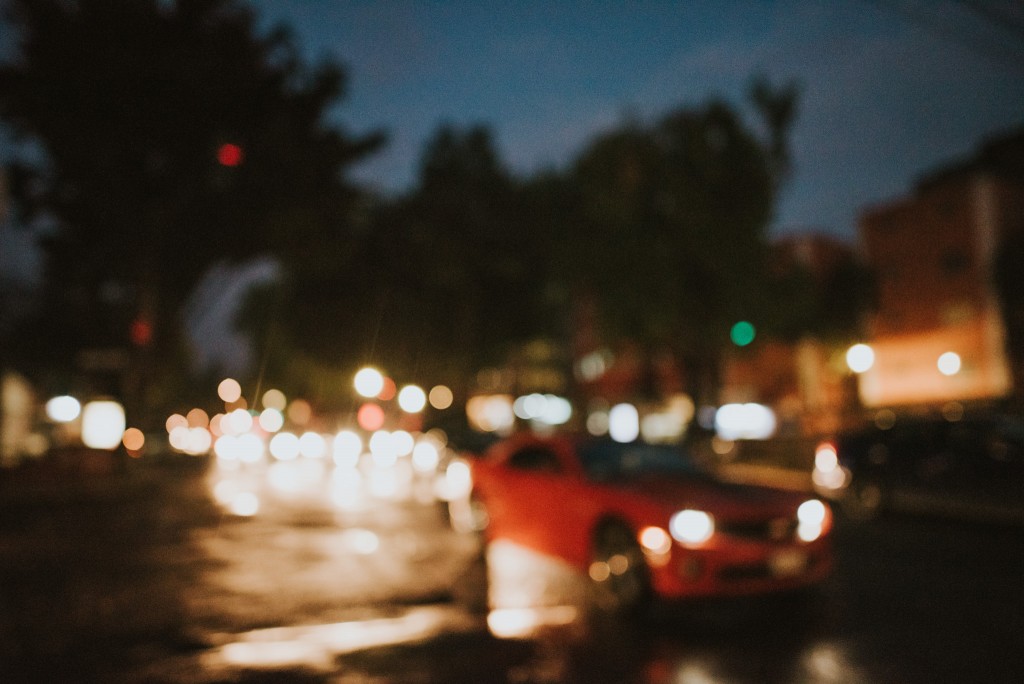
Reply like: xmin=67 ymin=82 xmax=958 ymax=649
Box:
xmin=564 ymin=83 xmax=797 ymax=400
xmin=0 ymin=0 xmax=382 ymax=413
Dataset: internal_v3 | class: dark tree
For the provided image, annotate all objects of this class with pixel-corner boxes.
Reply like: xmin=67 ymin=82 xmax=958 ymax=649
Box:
xmin=0 ymin=0 xmax=382 ymax=422
xmin=566 ymin=80 xmax=798 ymax=403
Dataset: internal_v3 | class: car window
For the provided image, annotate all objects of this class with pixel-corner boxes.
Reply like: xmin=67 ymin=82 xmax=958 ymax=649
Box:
xmin=577 ymin=441 xmax=704 ymax=482
xmin=506 ymin=446 xmax=562 ymax=474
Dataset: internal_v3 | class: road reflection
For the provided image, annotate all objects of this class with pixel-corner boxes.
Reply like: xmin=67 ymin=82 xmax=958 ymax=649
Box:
xmin=195 ymin=456 xmax=864 ymax=682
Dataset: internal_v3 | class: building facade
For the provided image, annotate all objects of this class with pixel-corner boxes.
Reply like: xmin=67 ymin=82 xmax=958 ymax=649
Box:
xmin=857 ymin=128 xmax=1024 ymax=408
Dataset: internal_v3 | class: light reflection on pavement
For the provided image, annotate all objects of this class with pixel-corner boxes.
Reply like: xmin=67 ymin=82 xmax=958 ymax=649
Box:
xmin=118 ymin=458 xmax=979 ymax=683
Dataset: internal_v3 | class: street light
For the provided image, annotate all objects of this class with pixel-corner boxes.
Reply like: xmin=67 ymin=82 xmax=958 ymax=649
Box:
xmin=354 ymin=367 xmax=385 ymax=398
xmin=846 ymin=344 xmax=875 ymax=374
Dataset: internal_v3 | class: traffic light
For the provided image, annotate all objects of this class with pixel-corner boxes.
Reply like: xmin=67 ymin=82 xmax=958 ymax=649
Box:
xmin=730 ymin=321 xmax=756 ymax=347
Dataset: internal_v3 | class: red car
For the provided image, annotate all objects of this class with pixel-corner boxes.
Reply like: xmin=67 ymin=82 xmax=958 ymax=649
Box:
xmin=447 ymin=433 xmax=833 ymax=613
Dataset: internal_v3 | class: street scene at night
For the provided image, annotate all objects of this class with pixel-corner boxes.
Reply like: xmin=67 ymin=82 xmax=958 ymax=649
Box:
xmin=1 ymin=1 xmax=1023 ymax=682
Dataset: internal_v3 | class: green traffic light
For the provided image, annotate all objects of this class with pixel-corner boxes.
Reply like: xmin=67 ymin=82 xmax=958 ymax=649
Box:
xmin=731 ymin=321 xmax=755 ymax=346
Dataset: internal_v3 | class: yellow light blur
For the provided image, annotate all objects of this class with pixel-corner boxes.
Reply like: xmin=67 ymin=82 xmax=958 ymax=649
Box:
xmin=354 ymin=367 xmax=385 ymax=398
xmin=466 ymin=395 xmax=515 ymax=433
xmin=166 ymin=413 xmax=187 ymax=434
xmin=81 ymin=400 xmax=126 ymax=450
xmin=428 ymin=385 xmax=454 ymax=410
xmin=814 ymin=443 xmax=838 ymax=472
xmin=186 ymin=407 xmax=210 ymax=428
xmin=218 ymin=378 xmax=242 ymax=403
xmin=487 ymin=606 xmax=578 ymax=639
xmin=398 ymin=385 xmax=427 ymax=413
xmin=122 ymin=427 xmax=145 ymax=453
xmin=46 ymin=395 xmax=81 ymax=423
xmin=262 ymin=388 xmax=287 ymax=411
xmin=639 ymin=526 xmax=672 ymax=555
xmin=341 ymin=528 xmax=380 ymax=555
xmin=229 ymin=492 xmax=259 ymax=516
xmin=287 ymin=399 xmax=312 ymax=425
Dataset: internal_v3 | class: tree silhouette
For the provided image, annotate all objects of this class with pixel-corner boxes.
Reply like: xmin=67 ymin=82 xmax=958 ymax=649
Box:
xmin=0 ymin=0 xmax=382 ymax=422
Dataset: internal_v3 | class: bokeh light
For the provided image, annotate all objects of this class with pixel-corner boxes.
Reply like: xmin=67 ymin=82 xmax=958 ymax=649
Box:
xmin=122 ymin=427 xmax=145 ymax=453
xmin=398 ymin=385 xmax=427 ymax=413
xmin=428 ymin=385 xmax=454 ymax=410
xmin=46 ymin=395 xmax=81 ymax=423
xmin=846 ymin=344 xmax=875 ymax=374
xmin=938 ymin=351 xmax=962 ymax=376
xmin=262 ymin=389 xmax=287 ymax=411
xmin=354 ymin=367 xmax=385 ymax=398
xmin=218 ymin=378 xmax=242 ymax=403
xmin=81 ymin=400 xmax=126 ymax=450
xmin=357 ymin=403 xmax=386 ymax=431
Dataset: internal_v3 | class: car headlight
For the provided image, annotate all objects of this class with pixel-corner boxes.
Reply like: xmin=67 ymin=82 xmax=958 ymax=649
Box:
xmin=669 ymin=509 xmax=715 ymax=546
xmin=796 ymin=499 xmax=829 ymax=542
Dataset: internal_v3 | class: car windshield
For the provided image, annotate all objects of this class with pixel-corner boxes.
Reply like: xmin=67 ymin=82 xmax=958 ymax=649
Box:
xmin=577 ymin=441 xmax=705 ymax=482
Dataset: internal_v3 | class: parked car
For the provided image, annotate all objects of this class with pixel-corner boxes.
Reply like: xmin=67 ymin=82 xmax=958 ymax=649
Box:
xmin=446 ymin=432 xmax=833 ymax=614
xmin=813 ymin=411 xmax=1024 ymax=525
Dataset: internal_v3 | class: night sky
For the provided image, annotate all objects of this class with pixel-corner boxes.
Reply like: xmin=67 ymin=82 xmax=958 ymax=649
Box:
xmin=248 ymin=0 xmax=1024 ymax=239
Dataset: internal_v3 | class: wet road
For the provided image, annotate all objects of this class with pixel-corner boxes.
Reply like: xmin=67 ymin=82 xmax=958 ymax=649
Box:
xmin=1 ymin=458 xmax=1021 ymax=683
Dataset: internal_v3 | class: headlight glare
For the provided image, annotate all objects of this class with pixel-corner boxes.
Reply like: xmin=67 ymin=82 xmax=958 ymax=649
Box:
xmin=797 ymin=499 xmax=829 ymax=542
xmin=669 ymin=509 xmax=714 ymax=546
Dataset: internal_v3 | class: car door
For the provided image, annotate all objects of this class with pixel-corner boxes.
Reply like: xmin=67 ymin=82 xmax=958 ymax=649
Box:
xmin=485 ymin=442 xmax=579 ymax=560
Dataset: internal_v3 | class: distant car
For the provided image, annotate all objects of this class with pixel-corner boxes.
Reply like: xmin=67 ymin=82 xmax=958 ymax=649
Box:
xmin=446 ymin=433 xmax=833 ymax=613
xmin=812 ymin=411 xmax=1024 ymax=525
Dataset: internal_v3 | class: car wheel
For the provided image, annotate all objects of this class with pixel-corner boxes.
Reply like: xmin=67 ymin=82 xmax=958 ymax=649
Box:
xmin=842 ymin=479 xmax=884 ymax=521
xmin=589 ymin=521 xmax=651 ymax=616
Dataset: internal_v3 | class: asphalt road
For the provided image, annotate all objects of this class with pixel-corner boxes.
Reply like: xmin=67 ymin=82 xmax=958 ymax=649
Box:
xmin=1 ymin=458 xmax=1021 ymax=683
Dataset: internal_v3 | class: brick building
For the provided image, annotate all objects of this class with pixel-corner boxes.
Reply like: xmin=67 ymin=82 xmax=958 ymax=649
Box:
xmin=856 ymin=127 xmax=1024 ymax=408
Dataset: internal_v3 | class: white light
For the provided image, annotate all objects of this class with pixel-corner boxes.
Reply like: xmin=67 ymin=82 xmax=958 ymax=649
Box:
xmin=370 ymin=430 xmax=398 ymax=467
xmin=81 ymin=400 xmax=126 ymax=450
xmin=333 ymin=430 xmax=363 ymax=467
xmin=225 ymin=408 xmax=253 ymax=435
xmin=938 ymin=351 xmax=961 ymax=376
xmin=608 ymin=403 xmax=640 ymax=443
xmin=412 ymin=441 xmax=440 ymax=472
xmin=391 ymin=429 xmax=415 ymax=455
xmin=46 ymin=395 xmax=81 ymax=423
xmin=269 ymin=432 xmax=300 ymax=460
xmin=444 ymin=459 xmax=472 ymax=500
xmin=354 ymin=367 xmax=385 ymax=398
xmin=797 ymin=499 xmax=829 ymax=542
xmin=397 ymin=385 xmax=427 ymax=413
xmin=258 ymin=408 xmax=284 ymax=433
xmin=713 ymin=403 xmax=777 ymax=441
xmin=298 ymin=431 xmax=327 ymax=458
xmin=846 ymin=344 xmax=875 ymax=374
xmin=237 ymin=433 xmax=264 ymax=462
xmin=669 ymin=509 xmax=714 ymax=546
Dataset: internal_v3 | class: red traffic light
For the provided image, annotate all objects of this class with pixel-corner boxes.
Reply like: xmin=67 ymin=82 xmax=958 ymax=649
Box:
xmin=216 ymin=143 xmax=244 ymax=167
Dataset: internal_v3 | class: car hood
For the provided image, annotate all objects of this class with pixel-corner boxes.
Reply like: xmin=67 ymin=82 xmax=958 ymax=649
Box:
xmin=613 ymin=474 xmax=806 ymax=518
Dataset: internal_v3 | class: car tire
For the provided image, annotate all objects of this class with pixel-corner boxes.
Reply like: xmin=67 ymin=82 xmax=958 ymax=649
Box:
xmin=590 ymin=521 xmax=651 ymax=617
xmin=842 ymin=479 xmax=884 ymax=521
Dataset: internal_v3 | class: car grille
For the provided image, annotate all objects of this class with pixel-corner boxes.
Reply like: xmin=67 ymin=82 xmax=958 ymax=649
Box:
xmin=719 ymin=517 xmax=797 ymax=541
